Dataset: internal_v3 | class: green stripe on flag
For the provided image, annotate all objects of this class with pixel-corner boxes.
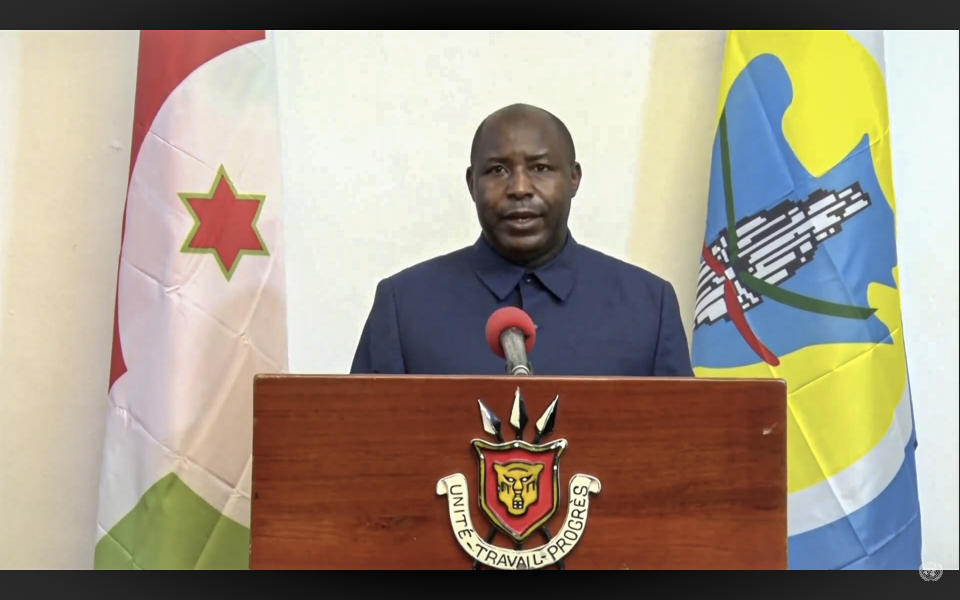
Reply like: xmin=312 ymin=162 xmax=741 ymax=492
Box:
xmin=740 ymin=271 xmax=877 ymax=319
xmin=95 ymin=472 xmax=249 ymax=569
xmin=719 ymin=110 xmax=740 ymax=262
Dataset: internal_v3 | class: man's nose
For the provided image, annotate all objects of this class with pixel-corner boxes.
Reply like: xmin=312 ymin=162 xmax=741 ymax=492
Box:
xmin=506 ymin=167 xmax=533 ymax=198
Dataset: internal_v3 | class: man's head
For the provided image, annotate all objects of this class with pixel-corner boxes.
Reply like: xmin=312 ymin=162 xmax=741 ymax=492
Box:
xmin=466 ymin=104 xmax=582 ymax=268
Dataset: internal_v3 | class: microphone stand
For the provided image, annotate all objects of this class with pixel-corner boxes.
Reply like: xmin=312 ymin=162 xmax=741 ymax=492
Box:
xmin=500 ymin=327 xmax=532 ymax=376
xmin=476 ymin=325 xmax=564 ymax=569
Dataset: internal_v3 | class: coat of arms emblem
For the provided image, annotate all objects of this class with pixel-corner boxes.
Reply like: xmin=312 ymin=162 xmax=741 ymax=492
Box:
xmin=436 ymin=388 xmax=601 ymax=570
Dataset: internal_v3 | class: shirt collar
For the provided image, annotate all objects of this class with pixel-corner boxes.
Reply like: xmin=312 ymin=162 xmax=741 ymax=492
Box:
xmin=471 ymin=233 xmax=578 ymax=302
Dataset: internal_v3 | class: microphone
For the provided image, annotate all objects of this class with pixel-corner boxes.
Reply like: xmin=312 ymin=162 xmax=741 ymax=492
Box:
xmin=485 ymin=307 xmax=537 ymax=376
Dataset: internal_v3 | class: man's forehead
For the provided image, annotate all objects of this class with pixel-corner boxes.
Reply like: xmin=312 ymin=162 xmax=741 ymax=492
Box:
xmin=475 ymin=116 xmax=565 ymax=157
xmin=480 ymin=111 xmax=557 ymax=141
xmin=470 ymin=104 xmax=575 ymax=166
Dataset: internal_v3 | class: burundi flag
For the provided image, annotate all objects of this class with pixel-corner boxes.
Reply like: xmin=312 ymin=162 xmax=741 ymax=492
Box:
xmin=94 ymin=30 xmax=287 ymax=569
xmin=691 ymin=30 xmax=921 ymax=569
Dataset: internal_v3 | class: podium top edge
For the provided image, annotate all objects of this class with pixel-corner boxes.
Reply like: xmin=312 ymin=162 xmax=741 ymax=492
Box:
xmin=253 ymin=373 xmax=786 ymax=386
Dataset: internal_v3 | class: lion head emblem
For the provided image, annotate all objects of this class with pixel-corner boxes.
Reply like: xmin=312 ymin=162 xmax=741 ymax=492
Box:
xmin=492 ymin=461 xmax=544 ymax=515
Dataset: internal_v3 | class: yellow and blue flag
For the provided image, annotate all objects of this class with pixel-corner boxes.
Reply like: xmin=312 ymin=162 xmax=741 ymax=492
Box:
xmin=691 ymin=30 xmax=921 ymax=569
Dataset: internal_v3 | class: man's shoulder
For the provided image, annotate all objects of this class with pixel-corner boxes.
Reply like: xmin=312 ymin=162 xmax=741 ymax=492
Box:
xmin=575 ymin=242 xmax=671 ymax=289
xmin=379 ymin=245 xmax=474 ymax=288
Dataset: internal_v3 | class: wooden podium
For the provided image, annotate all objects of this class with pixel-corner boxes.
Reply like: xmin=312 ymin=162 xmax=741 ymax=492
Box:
xmin=250 ymin=375 xmax=786 ymax=569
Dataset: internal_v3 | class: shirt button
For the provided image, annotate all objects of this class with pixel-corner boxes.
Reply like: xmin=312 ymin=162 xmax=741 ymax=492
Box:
xmin=524 ymin=275 xmax=533 ymax=283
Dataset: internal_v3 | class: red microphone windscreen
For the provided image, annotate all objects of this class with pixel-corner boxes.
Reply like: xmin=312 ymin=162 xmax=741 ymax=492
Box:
xmin=485 ymin=307 xmax=536 ymax=358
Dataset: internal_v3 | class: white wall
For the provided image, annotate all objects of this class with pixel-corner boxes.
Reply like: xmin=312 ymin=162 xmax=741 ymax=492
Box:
xmin=275 ymin=30 xmax=726 ymax=374
xmin=885 ymin=29 xmax=960 ymax=570
xmin=0 ymin=30 xmax=956 ymax=569
xmin=0 ymin=30 xmax=138 ymax=568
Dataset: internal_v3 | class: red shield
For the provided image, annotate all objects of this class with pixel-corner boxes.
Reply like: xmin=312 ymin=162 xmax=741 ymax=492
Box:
xmin=472 ymin=438 xmax=567 ymax=541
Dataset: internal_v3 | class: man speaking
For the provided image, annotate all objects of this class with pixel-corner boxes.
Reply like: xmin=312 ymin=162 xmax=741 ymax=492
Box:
xmin=350 ymin=103 xmax=692 ymax=376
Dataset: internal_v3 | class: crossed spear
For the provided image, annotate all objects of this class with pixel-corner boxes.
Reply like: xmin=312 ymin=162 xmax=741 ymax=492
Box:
xmin=473 ymin=387 xmax=562 ymax=570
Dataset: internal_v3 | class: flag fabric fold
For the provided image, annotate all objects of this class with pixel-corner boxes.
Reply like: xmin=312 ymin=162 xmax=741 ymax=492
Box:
xmin=691 ymin=30 xmax=921 ymax=569
xmin=95 ymin=30 xmax=287 ymax=569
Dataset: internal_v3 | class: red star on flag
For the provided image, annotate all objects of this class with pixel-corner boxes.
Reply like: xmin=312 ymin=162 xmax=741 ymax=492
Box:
xmin=179 ymin=165 xmax=268 ymax=280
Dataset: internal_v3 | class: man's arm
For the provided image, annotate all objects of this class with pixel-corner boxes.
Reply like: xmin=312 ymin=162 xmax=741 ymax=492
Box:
xmin=652 ymin=281 xmax=694 ymax=376
xmin=350 ymin=278 xmax=407 ymax=374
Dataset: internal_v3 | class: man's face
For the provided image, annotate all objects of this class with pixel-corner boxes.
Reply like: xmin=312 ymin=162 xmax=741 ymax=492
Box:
xmin=467 ymin=113 xmax=581 ymax=268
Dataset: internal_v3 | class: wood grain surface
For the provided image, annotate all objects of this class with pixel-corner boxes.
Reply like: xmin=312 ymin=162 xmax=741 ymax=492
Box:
xmin=251 ymin=375 xmax=786 ymax=569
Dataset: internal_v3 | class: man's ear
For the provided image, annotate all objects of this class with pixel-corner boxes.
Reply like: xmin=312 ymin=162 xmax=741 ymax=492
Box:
xmin=570 ymin=162 xmax=582 ymax=197
xmin=465 ymin=166 xmax=475 ymax=200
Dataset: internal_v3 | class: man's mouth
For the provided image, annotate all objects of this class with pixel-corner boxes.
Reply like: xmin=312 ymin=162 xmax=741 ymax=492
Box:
xmin=503 ymin=210 xmax=541 ymax=227
xmin=504 ymin=209 xmax=539 ymax=218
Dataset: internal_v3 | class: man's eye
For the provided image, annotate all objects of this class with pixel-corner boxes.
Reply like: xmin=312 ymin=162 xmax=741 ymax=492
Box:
xmin=533 ymin=164 xmax=551 ymax=172
xmin=486 ymin=165 xmax=506 ymax=175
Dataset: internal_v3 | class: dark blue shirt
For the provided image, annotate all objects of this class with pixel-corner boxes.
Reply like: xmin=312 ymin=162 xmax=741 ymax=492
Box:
xmin=350 ymin=234 xmax=693 ymax=376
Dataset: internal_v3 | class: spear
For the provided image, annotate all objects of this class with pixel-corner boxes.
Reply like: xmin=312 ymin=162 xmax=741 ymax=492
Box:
xmin=474 ymin=398 xmax=502 ymax=569
xmin=509 ymin=386 xmax=528 ymax=441
xmin=476 ymin=398 xmax=503 ymax=443
xmin=534 ymin=393 xmax=563 ymax=568
xmin=533 ymin=394 xmax=559 ymax=444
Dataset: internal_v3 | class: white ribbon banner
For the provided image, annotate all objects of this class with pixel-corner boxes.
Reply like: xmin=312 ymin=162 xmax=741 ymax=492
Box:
xmin=436 ymin=473 xmax=602 ymax=570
